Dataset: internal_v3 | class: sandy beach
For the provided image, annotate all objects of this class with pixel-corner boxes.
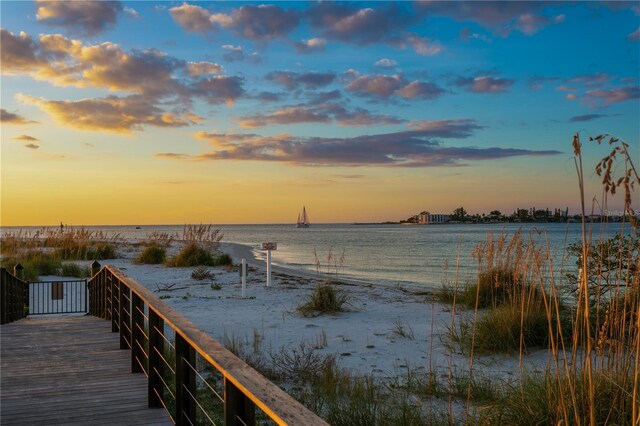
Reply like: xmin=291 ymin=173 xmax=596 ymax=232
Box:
xmin=90 ymin=239 xmax=552 ymax=382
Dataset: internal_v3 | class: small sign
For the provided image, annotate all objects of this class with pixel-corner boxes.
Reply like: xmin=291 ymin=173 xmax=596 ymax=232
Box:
xmin=262 ymin=242 xmax=277 ymax=250
xmin=52 ymin=282 xmax=64 ymax=300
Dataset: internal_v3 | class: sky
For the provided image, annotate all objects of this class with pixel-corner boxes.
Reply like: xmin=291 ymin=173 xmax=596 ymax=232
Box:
xmin=1 ymin=1 xmax=639 ymax=226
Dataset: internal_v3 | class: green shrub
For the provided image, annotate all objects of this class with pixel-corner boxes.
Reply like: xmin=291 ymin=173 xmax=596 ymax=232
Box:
xmin=480 ymin=369 xmax=634 ymax=425
xmin=88 ymin=242 xmax=118 ymax=260
xmin=60 ymin=263 xmax=90 ymax=278
xmin=214 ymin=253 xmax=233 ymax=266
xmin=167 ymin=243 xmax=232 ymax=267
xmin=167 ymin=243 xmax=215 ymax=267
xmin=210 ymin=283 xmax=222 ymax=290
xmin=192 ymin=266 xmax=214 ymax=280
xmin=136 ymin=245 xmax=166 ymax=264
xmin=299 ymin=284 xmax=347 ymax=317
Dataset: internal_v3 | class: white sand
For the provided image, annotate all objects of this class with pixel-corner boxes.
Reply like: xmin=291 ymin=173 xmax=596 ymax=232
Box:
xmin=103 ymin=240 xmax=551 ymax=381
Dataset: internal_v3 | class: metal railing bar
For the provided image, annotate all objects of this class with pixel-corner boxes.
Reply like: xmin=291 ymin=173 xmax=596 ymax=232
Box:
xmin=152 ymin=346 xmax=176 ymax=376
xmin=122 ymin=320 xmax=132 ymax=335
xmin=135 ymin=356 xmax=149 ymax=377
xmin=182 ymin=383 xmax=218 ymax=426
xmin=135 ymin=340 xmax=150 ymax=359
xmin=152 ymin=367 xmax=176 ymax=401
xmin=153 ymin=326 xmax=175 ymax=350
xmin=153 ymin=388 xmax=175 ymax=425
xmin=122 ymin=334 xmax=132 ymax=349
xmin=183 ymin=357 xmax=224 ymax=403
xmin=135 ymin=305 xmax=149 ymax=321
xmin=235 ymin=415 xmax=250 ymax=426
xmin=135 ymin=322 xmax=149 ymax=341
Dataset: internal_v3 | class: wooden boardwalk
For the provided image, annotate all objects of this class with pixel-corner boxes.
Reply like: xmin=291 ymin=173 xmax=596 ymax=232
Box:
xmin=1 ymin=315 xmax=172 ymax=426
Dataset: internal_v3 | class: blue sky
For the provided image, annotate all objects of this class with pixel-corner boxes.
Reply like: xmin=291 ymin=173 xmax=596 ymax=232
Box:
xmin=1 ymin=1 xmax=639 ymax=225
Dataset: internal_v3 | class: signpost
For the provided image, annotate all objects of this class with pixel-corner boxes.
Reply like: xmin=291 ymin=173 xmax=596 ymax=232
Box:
xmin=261 ymin=242 xmax=277 ymax=287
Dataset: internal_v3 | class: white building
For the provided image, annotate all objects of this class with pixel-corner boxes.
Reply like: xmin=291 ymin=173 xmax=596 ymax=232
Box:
xmin=418 ymin=212 xmax=450 ymax=224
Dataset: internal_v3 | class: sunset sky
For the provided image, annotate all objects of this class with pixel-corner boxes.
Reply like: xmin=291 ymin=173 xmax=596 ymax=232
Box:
xmin=1 ymin=1 xmax=639 ymax=225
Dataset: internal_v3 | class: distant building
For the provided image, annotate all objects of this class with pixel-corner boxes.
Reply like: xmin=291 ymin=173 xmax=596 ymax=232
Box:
xmin=419 ymin=212 xmax=450 ymax=224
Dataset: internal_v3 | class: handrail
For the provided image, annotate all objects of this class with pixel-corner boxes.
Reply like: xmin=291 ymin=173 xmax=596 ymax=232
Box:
xmin=88 ymin=265 xmax=327 ymax=426
xmin=0 ymin=267 xmax=29 ymax=324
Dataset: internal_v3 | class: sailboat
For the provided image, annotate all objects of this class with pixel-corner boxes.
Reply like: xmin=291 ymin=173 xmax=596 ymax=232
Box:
xmin=296 ymin=206 xmax=310 ymax=228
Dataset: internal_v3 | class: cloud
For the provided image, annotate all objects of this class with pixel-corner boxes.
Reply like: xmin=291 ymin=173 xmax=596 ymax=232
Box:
xmin=584 ymin=86 xmax=640 ymax=105
xmin=170 ymin=3 xmax=298 ymax=40
xmin=454 ymin=75 xmax=515 ymax=93
xmin=528 ymin=76 xmax=560 ymax=90
xmin=508 ymin=13 xmax=565 ymax=35
xmin=0 ymin=108 xmax=35 ymax=125
xmin=13 ymin=134 xmax=40 ymax=142
xmin=293 ymin=38 xmax=327 ymax=53
xmin=267 ymin=71 xmax=336 ymax=90
xmin=2 ymin=30 xmax=245 ymax=121
xmin=190 ymin=76 xmax=244 ymax=105
xmin=35 ymin=0 xmax=124 ymax=36
xmin=187 ymin=61 xmax=223 ymax=76
xmin=25 ymin=144 xmax=40 ymax=149
xmin=418 ymin=2 xmax=562 ymax=36
xmin=174 ymin=123 xmax=559 ymax=167
xmin=237 ymin=103 xmax=404 ymax=128
xmin=374 ymin=58 xmax=397 ymax=68
xmin=406 ymin=119 xmax=484 ymax=138
xmin=629 ymin=27 xmax=640 ymax=41
xmin=237 ymin=106 xmax=332 ymax=128
xmin=459 ymin=28 xmax=492 ymax=42
xmin=155 ymin=152 xmax=191 ymax=160
xmin=18 ymin=94 xmax=203 ymax=133
xmin=169 ymin=3 xmax=216 ymax=34
xmin=306 ymin=3 xmax=441 ymax=55
xmin=0 ymin=30 xmax=44 ymax=73
xmin=567 ymin=73 xmax=615 ymax=87
xmin=230 ymin=4 xmax=299 ymax=40
xmin=221 ymin=44 xmax=260 ymax=63
xmin=346 ymin=74 xmax=445 ymax=100
xmin=569 ymin=114 xmax=608 ymax=122
xmin=1 ymin=31 xmax=184 ymax=98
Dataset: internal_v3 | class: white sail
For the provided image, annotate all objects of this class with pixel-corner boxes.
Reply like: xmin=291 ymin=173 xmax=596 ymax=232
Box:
xmin=296 ymin=206 xmax=310 ymax=227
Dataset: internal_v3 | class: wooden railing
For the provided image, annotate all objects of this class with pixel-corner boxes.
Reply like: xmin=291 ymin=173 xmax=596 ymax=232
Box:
xmin=0 ymin=268 xmax=29 ymax=325
xmin=88 ymin=265 xmax=328 ymax=426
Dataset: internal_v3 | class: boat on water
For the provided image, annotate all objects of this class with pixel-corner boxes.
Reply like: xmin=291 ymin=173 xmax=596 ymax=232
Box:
xmin=296 ymin=206 xmax=310 ymax=228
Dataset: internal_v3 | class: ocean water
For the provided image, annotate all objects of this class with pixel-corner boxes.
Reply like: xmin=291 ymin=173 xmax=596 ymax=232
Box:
xmin=2 ymin=222 xmax=624 ymax=289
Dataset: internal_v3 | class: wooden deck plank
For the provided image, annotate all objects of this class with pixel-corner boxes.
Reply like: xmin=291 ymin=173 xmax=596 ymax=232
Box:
xmin=1 ymin=316 xmax=172 ymax=426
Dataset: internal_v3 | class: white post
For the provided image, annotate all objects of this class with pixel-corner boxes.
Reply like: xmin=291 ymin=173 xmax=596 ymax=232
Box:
xmin=266 ymin=249 xmax=271 ymax=287
xmin=241 ymin=258 xmax=246 ymax=298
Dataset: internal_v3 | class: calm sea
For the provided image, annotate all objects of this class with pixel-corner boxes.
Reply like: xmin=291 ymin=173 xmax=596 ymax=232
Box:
xmin=2 ymin=222 xmax=624 ymax=289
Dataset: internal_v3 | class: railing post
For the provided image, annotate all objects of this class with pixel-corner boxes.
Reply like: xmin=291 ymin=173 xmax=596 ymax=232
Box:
xmin=175 ymin=334 xmax=197 ymax=426
xmin=1 ymin=270 xmax=7 ymax=325
xmin=119 ymin=282 xmax=129 ymax=349
xmin=111 ymin=275 xmax=118 ymax=332
xmin=148 ymin=308 xmax=164 ymax=408
xmin=131 ymin=293 xmax=144 ymax=373
xmin=225 ymin=378 xmax=256 ymax=426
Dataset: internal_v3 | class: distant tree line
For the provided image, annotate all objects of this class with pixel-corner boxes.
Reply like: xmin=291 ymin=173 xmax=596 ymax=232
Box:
xmin=398 ymin=206 xmax=622 ymax=224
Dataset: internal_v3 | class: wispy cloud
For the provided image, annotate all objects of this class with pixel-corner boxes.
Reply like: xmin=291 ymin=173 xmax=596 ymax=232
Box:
xmin=221 ymin=45 xmax=260 ymax=63
xmin=267 ymin=71 xmax=336 ymax=90
xmin=306 ymin=2 xmax=442 ymax=55
xmin=170 ymin=3 xmax=298 ymax=40
xmin=418 ymin=2 xmax=563 ymax=36
xmin=236 ymin=103 xmax=403 ymax=128
xmin=374 ymin=58 xmax=397 ymax=68
xmin=293 ymin=38 xmax=327 ymax=54
xmin=584 ymin=86 xmax=640 ymax=106
xmin=35 ymin=0 xmax=124 ymax=36
xmin=13 ymin=134 xmax=40 ymax=142
xmin=569 ymin=114 xmax=608 ymax=122
xmin=629 ymin=27 xmax=640 ymax=41
xmin=18 ymin=94 xmax=203 ymax=133
xmin=0 ymin=108 xmax=36 ymax=125
xmin=167 ymin=124 xmax=559 ymax=167
xmin=454 ymin=75 xmax=515 ymax=93
xmin=345 ymin=74 xmax=445 ymax=100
